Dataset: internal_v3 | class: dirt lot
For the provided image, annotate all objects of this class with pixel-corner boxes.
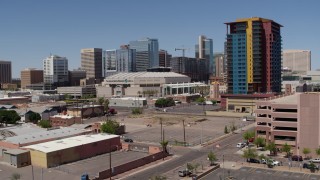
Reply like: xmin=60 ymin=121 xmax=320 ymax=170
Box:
xmin=116 ymin=113 xmax=252 ymax=146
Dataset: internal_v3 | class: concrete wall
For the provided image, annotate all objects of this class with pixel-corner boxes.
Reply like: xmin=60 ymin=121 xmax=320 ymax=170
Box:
xmin=94 ymin=152 xmax=167 ymax=180
xmin=298 ymin=93 xmax=320 ymax=157
xmin=3 ymin=151 xmax=31 ymax=168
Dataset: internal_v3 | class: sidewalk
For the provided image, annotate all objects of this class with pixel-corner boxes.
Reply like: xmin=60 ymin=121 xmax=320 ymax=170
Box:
xmin=222 ymin=161 xmax=320 ymax=175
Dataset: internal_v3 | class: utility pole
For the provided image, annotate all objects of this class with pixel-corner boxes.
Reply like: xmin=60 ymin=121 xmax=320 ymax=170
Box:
xmin=182 ymin=120 xmax=186 ymax=146
xmin=160 ymin=118 xmax=163 ymax=143
xmin=109 ymin=141 xmax=112 ymax=180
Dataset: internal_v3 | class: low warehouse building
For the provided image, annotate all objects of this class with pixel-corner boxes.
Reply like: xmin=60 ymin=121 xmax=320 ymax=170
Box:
xmin=0 ymin=127 xmax=91 ymax=148
xmin=24 ymin=134 xmax=121 ymax=168
xmin=2 ymin=149 xmax=31 ymax=168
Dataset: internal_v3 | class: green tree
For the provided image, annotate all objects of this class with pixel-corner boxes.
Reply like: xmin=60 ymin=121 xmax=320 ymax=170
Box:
xmin=195 ymin=97 xmax=206 ymax=104
xmin=303 ymin=148 xmax=311 ymax=159
xmin=132 ymin=107 xmax=143 ymax=115
xmin=155 ymin=97 xmax=175 ymax=108
xmin=243 ymin=130 xmax=255 ymax=143
xmin=186 ymin=163 xmax=195 ymax=173
xmin=266 ymin=141 xmax=277 ymax=156
xmin=0 ymin=110 xmax=21 ymax=125
xmin=98 ymin=97 xmax=105 ymax=106
xmin=64 ymin=94 xmax=72 ymax=100
xmin=315 ymin=147 xmax=320 ymax=157
xmin=208 ymin=151 xmax=217 ymax=166
xmin=258 ymin=154 xmax=266 ymax=161
xmin=254 ymin=137 xmax=265 ymax=148
xmin=104 ymin=99 xmax=109 ymax=113
xmin=100 ymin=120 xmax=120 ymax=134
xmin=38 ymin=120 xmax=52 ymax=128
xmin=28 ymin=112 xmax=41 ymax=124
xmin=224 ymin=125 xmax=229 ymax=134
xmin=149 ymin=175 xmax=167 ymax=180
xmin=10 ymin=173 xmax=21 ymax=180
xmin=242 ymin=148 xmax=258 ymax=162
xmin=281 ymin=143 xmax=292 ymax=157
xmin=211 ymin=100 xmax=217 ymax=105
xmin=229 ymin=122 xmax=237 ymax=133
xmin=160 ymin=140 xmax=169 ymax=154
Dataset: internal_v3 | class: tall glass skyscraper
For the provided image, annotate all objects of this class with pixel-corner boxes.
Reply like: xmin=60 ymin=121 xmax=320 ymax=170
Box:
xmin=129 ymin=38 xmax=159 ymax=72
xmin=195 ymin=35 xmax=214 ymax=76
xmin=103 ymin=47 xmax=136 ymax=77
xmin=225 ymin=17 xmax=282 ymax=94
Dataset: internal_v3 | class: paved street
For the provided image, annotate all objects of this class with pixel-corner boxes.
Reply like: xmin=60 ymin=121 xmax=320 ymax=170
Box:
xmin=123 ymin=125 xmax=254 ymax=179
xmin=202 ymin=166 xmax=320 ymax=180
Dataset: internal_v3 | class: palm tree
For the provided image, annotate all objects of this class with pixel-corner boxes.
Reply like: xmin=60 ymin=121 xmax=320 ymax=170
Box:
xmin=160 ymin=140 xmax=169 ymax=154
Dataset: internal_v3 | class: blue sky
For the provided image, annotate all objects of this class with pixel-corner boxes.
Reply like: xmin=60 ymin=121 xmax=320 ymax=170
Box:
xmin=0 ymin=0 xmax=319 ymax=78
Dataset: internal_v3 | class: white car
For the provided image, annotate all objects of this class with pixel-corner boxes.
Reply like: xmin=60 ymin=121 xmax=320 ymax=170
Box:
xmin=269 ymin=159 xmax=280 ymax=166
xmin=261 ymin=159 xmax=280 ymax=166
xmin=311 ymin=158 xmax=320 ymax=163
xmin=237 ymin=143 xmax=246 ymax=148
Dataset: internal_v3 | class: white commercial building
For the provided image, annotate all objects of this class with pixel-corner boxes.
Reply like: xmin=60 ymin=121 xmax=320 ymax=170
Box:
xmin=43 ymin=55 xmax=69 ymax=87
xmin=283 ymin=50 xmax=311 ymax=73
xmin=97 ymin=72 xmax=191 ymax=98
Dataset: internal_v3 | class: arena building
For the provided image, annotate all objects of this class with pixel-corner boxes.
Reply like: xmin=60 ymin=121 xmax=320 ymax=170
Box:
xmin=96 ymin=72 xmax=191 ymax=98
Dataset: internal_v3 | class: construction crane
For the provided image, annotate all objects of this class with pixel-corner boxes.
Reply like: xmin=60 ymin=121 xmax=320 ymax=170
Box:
xmin=174 ymin=48 xmax=188 ymax=57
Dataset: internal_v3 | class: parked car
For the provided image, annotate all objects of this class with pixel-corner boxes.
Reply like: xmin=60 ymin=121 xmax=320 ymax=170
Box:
xmin=269 ymin=159 xmax=280 ymax=166
xmin=124 ymin=138 xmax=133 ymax=143
xmin=261 ymin=159 xmax=267 ymax=164
xmin=247 ymin=158 xmax=260 ymax=164
xmin=178 ymin=169 xmax=192 ymax=177
xmin=237 ymin=143 xmax=246 ymax=148
xmin=107 ymin=108 xmax=117 ymax=115
xmin=291 ymin=155 xmax=303 ymax=161
xmin=303 ymin=163 xmax=319 ymax=170
xmin=311 ymin=158 xmax=320 ymax=163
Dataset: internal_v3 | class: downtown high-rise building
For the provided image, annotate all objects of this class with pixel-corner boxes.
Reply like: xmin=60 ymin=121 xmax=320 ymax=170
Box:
xmin=81 ymin=48 xmax=103 ymax=79
xmin=225 ymin=17 xmax=282 ymax=94
xmin=195 ymin=35 xmax=214 ymax=75
xmin=43 ymin=55 xmax=69 ymax=88
xmin=103 ymin=46 xmax=136 ymax=77
xmin=214 ymin=53 xmax=225 ymax=78
xmin=283 ymin=50 xmax=311 ymax=73
xmin=159 ymin=49 xmax=172 ymax=67
xmin=20 ymin=68 xmax=43 ymax=89
xmin=129 ymin=38 xmax=159 ymax=71
xmin=0 ymin=60 xmax=12 ymax=85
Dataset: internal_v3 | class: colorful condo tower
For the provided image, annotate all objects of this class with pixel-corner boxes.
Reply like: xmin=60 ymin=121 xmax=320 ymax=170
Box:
xmin=225 ymin=17 xmax=282 ymax=94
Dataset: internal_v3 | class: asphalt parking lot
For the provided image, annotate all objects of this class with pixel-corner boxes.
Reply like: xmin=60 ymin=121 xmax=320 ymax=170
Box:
xmin=203 ymin=166 xmax=320 ymax=180
xmin=56 ymin=150 xmax=147 ymax=178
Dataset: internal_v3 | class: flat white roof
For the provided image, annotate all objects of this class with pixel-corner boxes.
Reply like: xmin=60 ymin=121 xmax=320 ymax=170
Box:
xmin=24 ymin=133 xmax=119 ymax=153
xmin=269 ymin=93 xmax=299 ymax=104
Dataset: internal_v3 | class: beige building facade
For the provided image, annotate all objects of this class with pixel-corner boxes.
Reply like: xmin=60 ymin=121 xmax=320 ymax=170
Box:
xmin=21 ymin=68 xmax=43 ymax=89
xmin=81 ymin=48 xmax=103 ymax=79
xmin=256 ymin=93 xmax=320 ymax=157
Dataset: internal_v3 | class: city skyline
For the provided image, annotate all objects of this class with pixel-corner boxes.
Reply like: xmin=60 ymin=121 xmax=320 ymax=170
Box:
xmin=0 ymin=0 xmax=319 ymax=78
